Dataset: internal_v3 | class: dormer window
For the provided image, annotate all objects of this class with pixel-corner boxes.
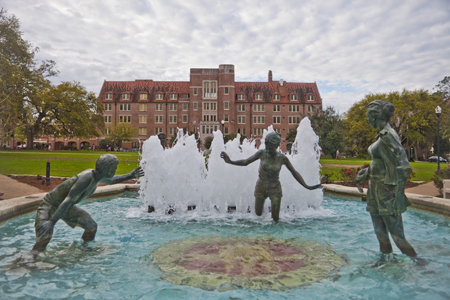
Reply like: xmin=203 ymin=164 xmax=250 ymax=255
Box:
xmin=155 ymin=93 xmax=163 ymax=100
xmin=139 ymin=93 xmax=148 ymax=100
xmin=237 ymin=94 xmax=245 ymax=101
xmin=307 ymin=94 xmax=314 ymax=101
xmin=290 ymin=94 xmax=297 ymax=101
xmin=255 ymin=94 xmax=263 ymax=101
xmin=273 ymin=94 xmax=280 ymax=101
xmin=105 ymin=93 xmax=112 ymax=100
xmin=122 ymin=93 xmax=130 ymax=100
xmin=170 ymin=93 xmax=178 ymax=100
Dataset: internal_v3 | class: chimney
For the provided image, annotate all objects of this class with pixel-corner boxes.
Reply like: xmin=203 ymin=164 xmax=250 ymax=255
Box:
xmin=279 ymin=79 xmax=283 ymax=86
xmin=268 ymin=70 xmax=272 ymax=82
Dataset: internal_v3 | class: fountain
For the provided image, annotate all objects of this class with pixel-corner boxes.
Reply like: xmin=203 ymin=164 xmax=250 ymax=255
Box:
xmin=1 ymin=118 xmax=450 ymax=298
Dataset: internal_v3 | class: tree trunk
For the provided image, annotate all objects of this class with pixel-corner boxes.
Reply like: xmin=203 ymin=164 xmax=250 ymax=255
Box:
xmin=26 ymin=125 xmax=34 ymax=151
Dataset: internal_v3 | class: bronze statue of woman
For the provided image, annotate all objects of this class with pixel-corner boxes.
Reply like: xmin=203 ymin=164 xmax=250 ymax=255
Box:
xmin=220 ymin=132 xmax=322 ymax=222
xmin=355 ymin=100 xmax=417 ymax=257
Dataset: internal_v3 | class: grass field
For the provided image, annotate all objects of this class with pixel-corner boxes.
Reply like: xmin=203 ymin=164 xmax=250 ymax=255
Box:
xmin=0 ymin=150 xmax=141 ymax=177
xmin=0 ymin=150 xmax=443 ymax=182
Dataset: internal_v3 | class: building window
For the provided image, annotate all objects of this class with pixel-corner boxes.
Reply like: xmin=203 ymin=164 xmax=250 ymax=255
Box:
xmin=289 ymin=105 xmax=300 ymax=112
xmin=169 ymin=103 xmax=177 ymax=111
xmin=104 ymin=128 xmax=111 ymax=135
xmin=105 ymin=93 xmax=112 ymax=100
xmin=253 ymin=116 xmax=265 ymax=124
xmin=155 ymin=127 xmax=163 ymax=135
xmin=273 ymin=104 xmax=280 ymax=112
xmin=238 ymin=116 xmax=246 ymax=124
xmin=169 ymin=127 xmax=176 ymax=135
xmin=203 ymin=81 xmax=217 ymax=99
xmin=275 ymin=128 xmax=280 ymax=134
xmin=308 ymin=105 xmax=314 ymax=112
xmin=193 ymin=102 xmax=198 ymax=111
xmin=203 ymin=102 xmax=217 ymax=111
xmin=224 ymin=101 xmax=229 ymax=110
xmin=183 ymin=103 xmax=188 ymax=111
xmin=255 ymin=94 xmax=263 ymax=101
xmin=156 ymin=93 xmax=163 ymax=100
xmin=155 ymin=103 xmax=163 ymax=111
xmin=104 ymin=115 xmax=112 ymax=123
xmin=120 ymin=104 xmax=131 ymax=111
xmin=288 ymin=116 xmax=301 ymax=124
xmin=237 ymin=104 xmax=245 ymax=112
xmin=119 ymin=115 xmax=131 ymax=123
xmin=253 ymin=104 xmax=265 ymax=112
xmin=307 ymin=94 xmax=314 ymax=101
xmin=139 ymin=103 xmax=147 ymax=111
xmin=224 ymin=127 xmax=229 ymax=134
xmin=224 ymin=114 xmax=229 ymax=122
xmin=290 ymin=94 xmax=297 ymax=101
xmin=237 ymin=94 xmax=245 ymax=101
xmin=169 ymin=115 xmax=177 ymax=124
xmin=253 ymin=128 xmax=263 ymax=136
xmin=155 ymin=115 xmax=163 ymax=123
xmin=183 ymin=93 xmax=189 ymax=98
xmin=224 ymin=87 xmax=229 ymax=95
xmin=170 ymin=93 xmax=177 ymax=100
xmin=193 ymin=88 xmax=198 ymax=96
xmin=273 ymin=116 xmax=281 ymax=124
xmin=139 ymin=115 xmax=147 ymax=124
xmin=182 ymin=114 xmax=188 ymax=123
xmin=140 ymin=93 xmax=148 ymax=100
xmin=104 ymin=104 xmax=112 ymax=111
xmin=139 ymin=128 xmax=147 ymax=135
xmin=122 ymin=93 xmax=130 ymax=100
xmin=273 ymin=94 xmax=280 ymax=101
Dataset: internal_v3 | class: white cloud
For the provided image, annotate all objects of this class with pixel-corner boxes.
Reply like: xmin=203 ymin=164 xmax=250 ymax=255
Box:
xmin=3 ymin=0 xmax=449 ymax=112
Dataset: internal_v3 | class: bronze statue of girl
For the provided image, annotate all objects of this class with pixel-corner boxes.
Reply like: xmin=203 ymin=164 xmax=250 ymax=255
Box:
xmin=355 ymin=100 xmax=417 ymax=257
xmin=220 ymin=132 xmax=322 ymax=222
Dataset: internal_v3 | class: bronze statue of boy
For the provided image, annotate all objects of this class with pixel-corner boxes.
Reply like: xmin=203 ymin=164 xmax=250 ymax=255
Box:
xmin=220 ymin=132 xmax=322 ymax=222
xmin=355 ymin=100 xmax=417 ymax=257
xmin=30 ymin=154 xmax=144 ymax=259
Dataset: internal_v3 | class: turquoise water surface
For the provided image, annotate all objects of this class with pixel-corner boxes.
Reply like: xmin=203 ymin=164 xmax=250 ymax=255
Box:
xmin=1 ymin=193 xmax=450 ymax=299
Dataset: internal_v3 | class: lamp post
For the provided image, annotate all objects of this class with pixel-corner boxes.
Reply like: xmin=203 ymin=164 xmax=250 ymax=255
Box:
xmin=436 ymin=105 xmax=442 ymax=171
xmin=221 ymin=120 xmax=225 ymax=133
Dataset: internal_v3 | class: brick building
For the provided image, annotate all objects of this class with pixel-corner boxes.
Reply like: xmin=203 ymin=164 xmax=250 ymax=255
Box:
xmin=98 ymin=64 xmax=322 ymax=151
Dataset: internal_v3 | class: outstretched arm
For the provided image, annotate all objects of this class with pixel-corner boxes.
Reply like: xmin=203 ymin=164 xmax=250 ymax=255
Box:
xmin=283 ymin=157 xmax=322 ymax=190
xmin=220 ymin=150 xmax=262 ymax=166
xmin=101 ymin=166 xmax=144 ymax=185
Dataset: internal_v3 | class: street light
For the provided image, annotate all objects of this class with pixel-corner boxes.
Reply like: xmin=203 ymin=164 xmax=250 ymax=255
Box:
xmin=221 ymin=120 xmax=225 ymax=133
xmin=436 ymin=105 xmax=442 ymax=171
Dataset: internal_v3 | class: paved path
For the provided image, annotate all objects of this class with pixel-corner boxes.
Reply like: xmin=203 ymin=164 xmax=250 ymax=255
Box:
xmin=0 ymin=174 xmax=44 ymax=200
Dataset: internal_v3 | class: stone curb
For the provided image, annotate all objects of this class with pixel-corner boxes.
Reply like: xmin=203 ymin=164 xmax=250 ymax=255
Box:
xmin=323 ymin=184 xmax=450 ymax=216
xmin=0 ymin=184 xmax=140 ymax=223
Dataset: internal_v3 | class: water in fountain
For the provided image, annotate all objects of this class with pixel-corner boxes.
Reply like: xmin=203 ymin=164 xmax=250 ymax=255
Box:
xmin=139 ymin=117 xmax=322 ymax=216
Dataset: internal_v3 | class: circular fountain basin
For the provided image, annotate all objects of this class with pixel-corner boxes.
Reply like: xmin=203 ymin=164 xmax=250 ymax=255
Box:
xmin=1 ymin=192 xmax=450 ymax=299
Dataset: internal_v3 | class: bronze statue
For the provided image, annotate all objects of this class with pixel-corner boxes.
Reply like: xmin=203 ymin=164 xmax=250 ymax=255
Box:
xmin=220 ymin=132 xmax=322 ymax=222
xmin=355 ymin=100 xmax=417 ymax=257
xmin=29 ymin=154 xmax=144 ymax=259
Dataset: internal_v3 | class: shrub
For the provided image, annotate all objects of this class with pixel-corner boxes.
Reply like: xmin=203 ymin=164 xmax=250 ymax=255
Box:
xmin=320 ymin=173 xmax=334 ymax=184
xmin=335 ymin=163 xmax=370 ymax=186
xmin=431 ymin=166 xmax=450 ymax=196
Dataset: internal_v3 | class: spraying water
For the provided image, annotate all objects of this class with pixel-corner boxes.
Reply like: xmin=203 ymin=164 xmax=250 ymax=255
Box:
xmin=139 ymin=118 xmax=322 ymax=216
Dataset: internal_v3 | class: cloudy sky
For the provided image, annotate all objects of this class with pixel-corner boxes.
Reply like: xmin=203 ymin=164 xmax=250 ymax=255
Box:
xmin=2 ymin=0 xmax=449 ymax=113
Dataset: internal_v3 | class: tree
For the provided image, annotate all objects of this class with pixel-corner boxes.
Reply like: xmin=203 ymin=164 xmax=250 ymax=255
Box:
xmin=435 ymin=76 xmax=450 ymax=102
xmin=0 ymin=10 xmax=103 ymax=148
xmin=107 ymin=122 xmax=136 ymax=148
xmin=309 ymin=106 xmax=346 ymax=158
xmin=345 ymin=90 xmax=450 ymax=160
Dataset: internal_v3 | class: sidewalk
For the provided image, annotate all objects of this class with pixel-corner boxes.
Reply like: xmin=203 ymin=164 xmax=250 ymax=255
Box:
xmin=0 ymin=174 xmax=44 ymax=200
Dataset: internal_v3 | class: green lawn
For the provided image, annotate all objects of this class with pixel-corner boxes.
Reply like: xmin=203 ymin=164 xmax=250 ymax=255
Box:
xmin=0 ymin=150 xmax=141 ymax=177
xmin=0 ymin=150 xmax=443 ymax=182
xmin=319 ymin=158 xmax=442 ymax=182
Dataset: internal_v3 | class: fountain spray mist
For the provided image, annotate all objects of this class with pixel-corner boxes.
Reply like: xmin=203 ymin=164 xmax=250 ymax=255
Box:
xmin=139 ymin=118 xmax=322 ymax=216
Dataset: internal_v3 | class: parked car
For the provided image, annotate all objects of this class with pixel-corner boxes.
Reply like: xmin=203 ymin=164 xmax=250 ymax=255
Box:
xmin=427 ymin=156 xmax=448 ymax=163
